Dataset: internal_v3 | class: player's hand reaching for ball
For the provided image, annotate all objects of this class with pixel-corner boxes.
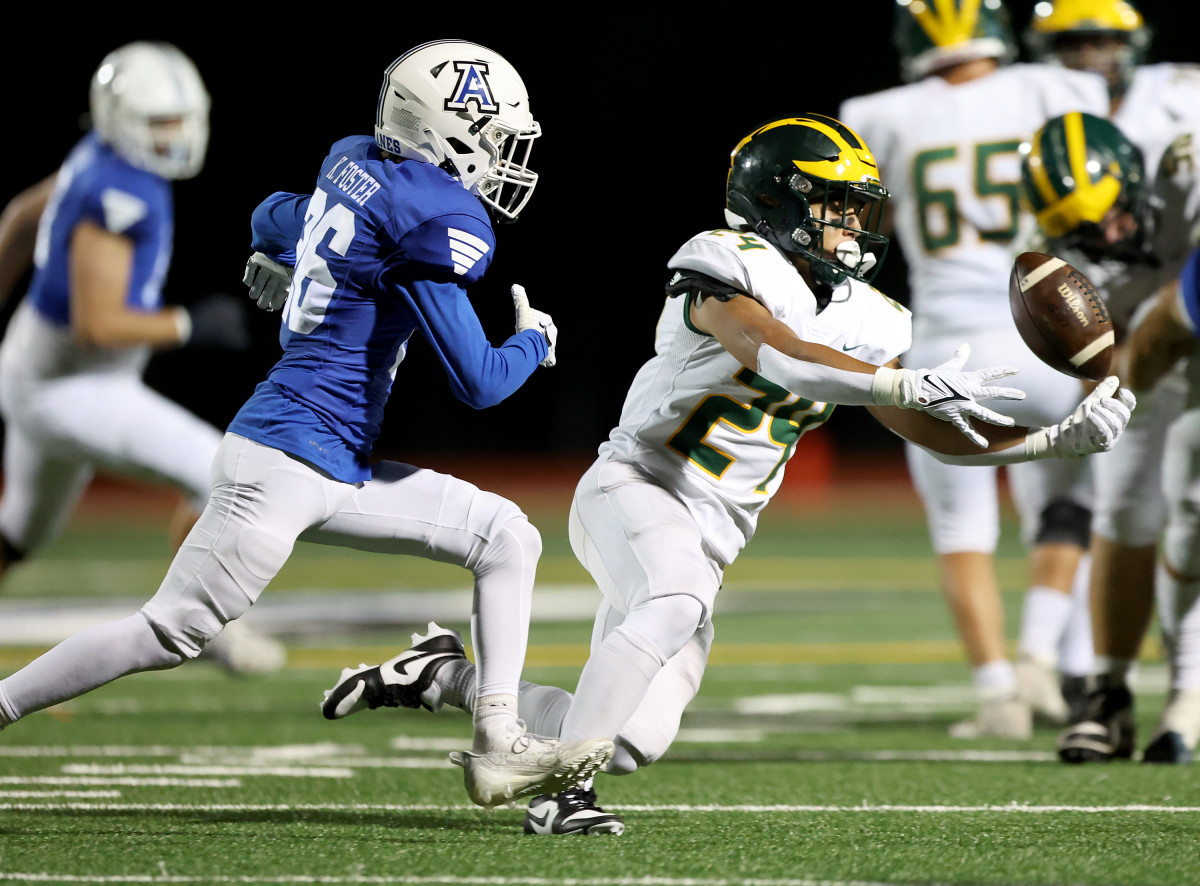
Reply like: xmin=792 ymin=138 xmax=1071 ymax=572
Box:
xmin=1026 ymin=376 xmax=1137 ymax=459
xmin=871 ymin=343 xmax=1026 ymax=447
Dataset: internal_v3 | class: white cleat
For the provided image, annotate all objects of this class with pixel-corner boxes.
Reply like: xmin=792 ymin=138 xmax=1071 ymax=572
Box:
xmin=1015 ymin=654 xmax=1069 ymax=725
xmin=202 ymin=620 xmax=287 ymax=677
xmin=449 ymin=732 xmax=615 ymax=810
xmin=321 ymin=622 xmax=465 ymax=720
xmin=949 ymin=693 xmax=1032 ymax=740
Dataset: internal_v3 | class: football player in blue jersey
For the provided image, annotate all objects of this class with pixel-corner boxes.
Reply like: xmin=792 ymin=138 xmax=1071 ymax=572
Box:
xmin=0 ymin=39 xmax=615 ymax=809
xmin=0 ymin=41 xmax=281 ymax=675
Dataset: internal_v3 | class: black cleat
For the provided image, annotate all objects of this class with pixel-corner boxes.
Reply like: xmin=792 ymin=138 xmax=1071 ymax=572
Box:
xmin=1142 ymin=731 xmax=1193 ymax=765
xmin=1056 ymin=681 xmax=1135 ymax=764
xmin=321 ymin=622 xmax=465 ymax=719
xmin=524 ymin=785 xmax=625 ymax=835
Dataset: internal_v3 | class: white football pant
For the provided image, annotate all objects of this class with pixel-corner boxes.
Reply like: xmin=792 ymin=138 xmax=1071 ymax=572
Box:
xmin=0 ymin=433 xmax=538 ymax=721
xmin=554 ymin=456 xmax=718 ymax=771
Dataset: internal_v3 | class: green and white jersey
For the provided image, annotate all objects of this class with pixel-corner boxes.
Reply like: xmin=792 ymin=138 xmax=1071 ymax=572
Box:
xmin=839 ymin=64 xmax=1108 ymax=344
xmin=597 ymin=228 xmax=912 ymax=564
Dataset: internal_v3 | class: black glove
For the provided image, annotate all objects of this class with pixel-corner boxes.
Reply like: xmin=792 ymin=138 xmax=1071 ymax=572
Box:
xmin=184 ymin=294 xmax=251 ymax=350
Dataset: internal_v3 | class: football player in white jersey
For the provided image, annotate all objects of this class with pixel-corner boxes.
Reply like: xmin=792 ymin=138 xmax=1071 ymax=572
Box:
xmin=323 ymin=114 xmax=1135 ymax=834
xmin=1023 ymin=0 xmax=1200 ymax=764
xmin=1021 ymin=112 xmax=1200 ymax=763
xmin=0 ymin=42 xmax=282 ymax=676
xmin=837 ymin=0 xmax=1112 ymax=739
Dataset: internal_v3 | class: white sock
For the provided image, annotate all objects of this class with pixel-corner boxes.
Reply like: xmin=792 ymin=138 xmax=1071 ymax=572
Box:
xmin=433 ymin=658 xmax=477 ymax=713
xmin=1018 ymin=586 xmax=1073 ymax=667
xmin=473 ymin=693 xmax=520 ymax=753
xmin=517 ymin=682 xmax=573 ymax=738
xmin=1157 ymin=561 xmax=1200 ymax=691
xmin=972 ymin=659 xmax=1017 ymax=699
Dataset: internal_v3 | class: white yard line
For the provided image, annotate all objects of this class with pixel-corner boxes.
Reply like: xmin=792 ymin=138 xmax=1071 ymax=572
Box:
xmin=0 ymin=777 xmax=238 ymax=788
xmin=0 ymin=875 xmax=911 ymax=886
xmin=1 ymin=801 xmax=1198 ymax=814
xmin=60 ymin=764 xmax=354 ymax=779
xmin=0 ymin=790 xmax=121 ymax=798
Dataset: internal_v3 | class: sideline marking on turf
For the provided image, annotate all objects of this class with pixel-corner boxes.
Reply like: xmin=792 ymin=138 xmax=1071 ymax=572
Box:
xmin=3 ymin=801 xmax=1200 ymax=814
xmin=0 ymin=777 xmax=239 ymax=788
xmin=0 ymin=743 xmax=1061 ymax=764
xmin=0 ymin=790 xmax=121 ymax=798
xmin=0 ymin=874 xmax=914 ymax=885
xmin=62 ymin=758 xmax=350 ymax=773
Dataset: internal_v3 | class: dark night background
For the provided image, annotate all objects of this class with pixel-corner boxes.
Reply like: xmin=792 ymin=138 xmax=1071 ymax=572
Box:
xmin=0 ymin=3 xmax=1191 ymax=468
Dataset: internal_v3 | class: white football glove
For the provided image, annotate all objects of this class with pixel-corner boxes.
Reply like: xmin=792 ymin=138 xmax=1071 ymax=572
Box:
xmin=512 ymin=284 xmax=557 ymax=368
xmin=1026 ymin=376 xmax=1137 ymax=459
xmin=872 ymin=343 xmax=1025 ymax=447
xmin=243 ymin=252 xmax=294 ymax=312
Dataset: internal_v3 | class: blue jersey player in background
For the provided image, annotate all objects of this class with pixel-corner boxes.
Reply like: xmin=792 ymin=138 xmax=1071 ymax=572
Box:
xmin=0 ymin=39 xmax=614 ymax=810
xmin=0 ymin=41 xmax=281 ymax=675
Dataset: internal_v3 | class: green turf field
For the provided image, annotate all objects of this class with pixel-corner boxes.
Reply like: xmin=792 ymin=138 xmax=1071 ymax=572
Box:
xmin=0 ymin=472 xmax=1193 ymax=886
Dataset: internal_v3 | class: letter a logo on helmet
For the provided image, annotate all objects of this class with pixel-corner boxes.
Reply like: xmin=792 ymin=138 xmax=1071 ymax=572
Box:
xmin=445 ymin=62 xmax=498 ymax=114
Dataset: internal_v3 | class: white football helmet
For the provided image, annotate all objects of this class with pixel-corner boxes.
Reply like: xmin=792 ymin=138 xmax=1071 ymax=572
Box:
xmin=375 ymin=40 xmax=540 ymax=221
xmin=89 ymin=42 xmax=210 ymax=181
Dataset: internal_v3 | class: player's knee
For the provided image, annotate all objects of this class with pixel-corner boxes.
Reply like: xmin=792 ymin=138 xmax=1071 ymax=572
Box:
xmin=1034 ymin=497 xmax=1092 ymax=548
xmin=472 ymin=513 xmax=541 ymax=576
xmin=625 ymin=594 xmax=706 ymax=661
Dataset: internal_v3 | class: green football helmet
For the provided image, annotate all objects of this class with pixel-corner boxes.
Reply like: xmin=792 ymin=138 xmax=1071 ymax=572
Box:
xmin=1024 ymin=0 xmax=1150 ymax=99
xmin=724 ymin=114 xmax=890 ymax=287
xmin=892 ymin=0 xmax=1017 ymax=83
xmin=1019 ymin=111 xmax=1150 ymax=260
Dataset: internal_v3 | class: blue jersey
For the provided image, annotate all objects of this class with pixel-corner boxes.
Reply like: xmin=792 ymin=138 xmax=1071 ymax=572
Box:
xmin=1178 ymin=249 xmax=1200 ymax=333
xmin=27 ymin=132 xmax=173 ymax=326
xmin=228 ymin=136 xmax=547 ymax=483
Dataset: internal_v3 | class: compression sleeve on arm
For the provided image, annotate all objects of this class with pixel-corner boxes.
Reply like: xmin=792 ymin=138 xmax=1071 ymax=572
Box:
xmin=250 ymin=192 xmax=311 ymax=265
xmin=404 ymin=276 xmax=547 ymax=409
xmin=919 ymin=435 xmax=1043 ymax=466
xmin=757 ymin=342 xmax=903 ymax=407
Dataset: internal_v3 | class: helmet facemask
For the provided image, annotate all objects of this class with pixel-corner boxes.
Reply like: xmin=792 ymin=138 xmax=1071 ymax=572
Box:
xmin=470 ymin=115 xmax=540 ymax=222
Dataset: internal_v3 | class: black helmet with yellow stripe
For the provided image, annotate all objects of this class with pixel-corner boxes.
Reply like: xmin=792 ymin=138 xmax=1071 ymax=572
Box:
xmin=1019 ymin=111 xmax=1149 ymax=260
xmin=724 ymin=114 xmax=890 ymax=287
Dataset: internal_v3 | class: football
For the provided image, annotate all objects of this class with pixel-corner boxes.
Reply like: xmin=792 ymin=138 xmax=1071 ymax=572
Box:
xmin=1008 ymin=252 xmax=1114 ymax=381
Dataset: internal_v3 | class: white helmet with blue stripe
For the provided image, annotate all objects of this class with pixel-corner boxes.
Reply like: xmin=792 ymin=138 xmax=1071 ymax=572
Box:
xmin=89 ymin=41 xmax=210 ymax=181
xmin=375 ymin=40 xmax=540 ymax=221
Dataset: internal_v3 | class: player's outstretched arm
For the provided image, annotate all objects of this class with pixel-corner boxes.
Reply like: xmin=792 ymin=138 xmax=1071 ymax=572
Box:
xmin=0 ymin=174 xmax=55 ymax=306
xmin=1123 ymin=275 xmax=1198 ymax=393
xmin=871 ymin=376 xmax=1137 ymax=465
xmin=690 ymin=293 xmax=1024 ymax=446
